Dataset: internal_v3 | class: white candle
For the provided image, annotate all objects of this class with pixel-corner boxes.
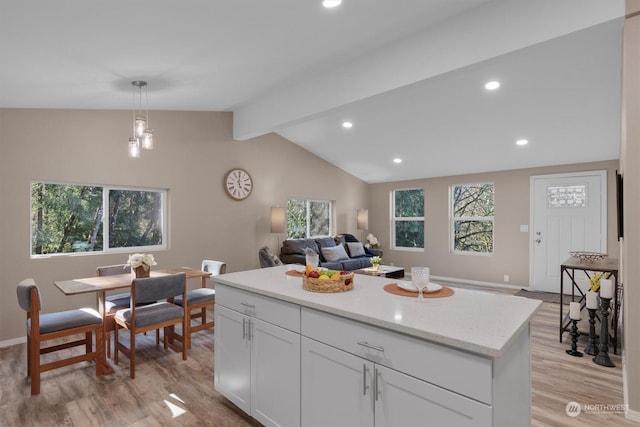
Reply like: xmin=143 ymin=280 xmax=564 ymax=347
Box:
xmin=600 ymin=279 xmax=613 ymax=299
xmin=569 ymin=302 xmax=581 ymax=320
xmin=586 ymin=290 xmax=599 ymax=310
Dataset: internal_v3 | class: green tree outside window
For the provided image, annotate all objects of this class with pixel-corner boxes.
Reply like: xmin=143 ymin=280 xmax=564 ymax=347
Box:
xmin=31 ymin=182 xmax=165 ymax=256
xmin=392 ymin=188 xmax=424 ymax=249
xmin=452 ymin=183 xmax=494 ymax=253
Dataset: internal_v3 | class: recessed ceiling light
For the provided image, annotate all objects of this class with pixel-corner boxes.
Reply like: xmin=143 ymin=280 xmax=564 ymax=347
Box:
xmin=485 ymin=81 xmax=500 ymax=90
xmin=322 ymin=0 xmax=342 ymax=8
xmin=342 ymin=121 xmax=353 ymax=129
xmin=516 ymin=139 xmax=529 ymax=146
xmin=393 ymin=158 xmax=402 ymax=164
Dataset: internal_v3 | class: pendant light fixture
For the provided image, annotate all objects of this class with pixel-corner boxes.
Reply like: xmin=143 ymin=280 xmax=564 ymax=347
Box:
xmin=128 ymin=80 xmax=154 ymax=158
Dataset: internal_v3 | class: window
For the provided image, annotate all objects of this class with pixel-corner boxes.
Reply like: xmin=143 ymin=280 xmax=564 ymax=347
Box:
xmin=451 ymin=183 xmax=494 ymax=254
xmin=286 ymin=198 xmax=333 ymax=238
xmin=547 ymin=185 xmax=587 ymax=208
xmin=392 ymin=188 xmax=424 ymax=250
xmin=31 ymin=182 xmax=166 ymax=256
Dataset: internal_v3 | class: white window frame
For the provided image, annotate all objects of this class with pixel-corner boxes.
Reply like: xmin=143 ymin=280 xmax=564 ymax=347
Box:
xmin=391 ymin=188 xmax=425 ymax=252
xmin=286 ymin=198 xmax=334 ymax=239
xmin=30 ymin=181 xmax=167 ymax=257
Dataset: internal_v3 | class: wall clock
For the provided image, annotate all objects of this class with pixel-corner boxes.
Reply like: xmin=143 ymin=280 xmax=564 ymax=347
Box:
xmin=224 ymin=168 xmax=253 ymax=200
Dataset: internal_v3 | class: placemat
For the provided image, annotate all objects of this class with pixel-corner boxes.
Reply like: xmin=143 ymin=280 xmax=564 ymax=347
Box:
xmin=384 ymin=283 xmax=454 ymax=298
xmin=286 ymin=270 xmax=304 ymax=277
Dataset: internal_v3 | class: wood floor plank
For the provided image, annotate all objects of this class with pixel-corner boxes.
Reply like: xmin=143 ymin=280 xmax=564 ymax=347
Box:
xmin=1 ymin=302 xmax=635 ymax=426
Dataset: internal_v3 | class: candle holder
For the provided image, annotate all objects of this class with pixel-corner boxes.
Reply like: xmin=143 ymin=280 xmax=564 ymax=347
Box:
xmin=583 ymin=308 xmax=598 ymax=356
xmin=565 ymin=319 xmax=583 ymax=357
xmin=593 ymin=297 xmax=615 ymax=367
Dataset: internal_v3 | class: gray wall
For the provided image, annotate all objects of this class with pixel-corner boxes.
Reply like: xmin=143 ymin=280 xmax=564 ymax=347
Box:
xmin=0 ymin=109 xmax=369 ymax=342
xmin=621 ymin=0 xmax=640 ymax=415
xmin=368 ymin=160 xmax=620 ymax=288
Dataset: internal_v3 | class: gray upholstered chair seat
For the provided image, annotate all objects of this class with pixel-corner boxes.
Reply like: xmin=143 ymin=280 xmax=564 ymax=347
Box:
xmin=174 ymin=288 xmax=215 ymax=306
xmin=105 ymin=293 xmax=131 ymax=312
xmin=105 ymin=293 xmax=153 ymax=313
xmin=28 ymin=308 xmax=102 ymax=334
xmin=115 ymin=302 xmax=184 ymax=328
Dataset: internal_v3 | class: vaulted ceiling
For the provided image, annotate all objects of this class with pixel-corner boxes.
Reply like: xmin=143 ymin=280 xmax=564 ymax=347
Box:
xmin=0 ymin=0 xmax=624 ymax=182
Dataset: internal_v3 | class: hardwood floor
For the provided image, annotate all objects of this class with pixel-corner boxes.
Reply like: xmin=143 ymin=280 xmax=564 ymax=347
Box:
xmin=0 ymin=303 xmax=635 ymax=426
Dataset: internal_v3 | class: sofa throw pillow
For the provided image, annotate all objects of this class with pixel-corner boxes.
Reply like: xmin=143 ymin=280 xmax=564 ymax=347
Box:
xmin=321 ymin=245 xmax=350 ymax=262
xmin=346 ymin=242 xmax=366 ymax=257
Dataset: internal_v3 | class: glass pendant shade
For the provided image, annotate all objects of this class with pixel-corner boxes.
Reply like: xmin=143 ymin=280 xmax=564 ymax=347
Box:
xmin=135 ymin=116 xmax=147 ymax=138
xmin=128 ymin=137 xmax=141 ymax=158
xmin=142 ymin=129 xmax=154 ymax=149
xmin=128 ymin=81 xmax=154 ymax=157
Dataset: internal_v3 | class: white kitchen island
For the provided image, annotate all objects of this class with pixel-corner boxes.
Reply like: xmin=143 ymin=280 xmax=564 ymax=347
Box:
xmin=214 ymin=265 xmax=542 ymax=427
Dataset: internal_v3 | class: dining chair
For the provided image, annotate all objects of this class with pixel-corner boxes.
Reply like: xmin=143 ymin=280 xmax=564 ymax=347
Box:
xmin=169 ymin=260 xmax=225 ymax=349
xmin=96 ymin=263 xmax=144 ymax=358
xmin=17 ymin=278 xmax=105 ymax=395
xmin=113 ymin=272 xmax=187 ymax=379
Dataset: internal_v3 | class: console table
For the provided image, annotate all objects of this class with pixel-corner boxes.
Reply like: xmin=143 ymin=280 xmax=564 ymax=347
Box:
xmin=559 ymin=257 xmax=621 ymax=354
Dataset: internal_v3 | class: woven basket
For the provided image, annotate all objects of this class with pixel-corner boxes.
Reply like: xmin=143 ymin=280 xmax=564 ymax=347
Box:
xmin=303 ymin=272 xmax=354 ymax=293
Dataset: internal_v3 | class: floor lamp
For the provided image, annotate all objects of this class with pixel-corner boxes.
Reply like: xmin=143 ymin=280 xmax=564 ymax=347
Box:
xmin=271 ymin=206 xmax=286 ymax=251
xmin=357 ymin=209 xmax=368 ymax=242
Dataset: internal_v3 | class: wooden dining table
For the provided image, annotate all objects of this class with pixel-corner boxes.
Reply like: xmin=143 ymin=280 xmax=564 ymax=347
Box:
xmin=54 ymin=267 xmax=212 ymax=374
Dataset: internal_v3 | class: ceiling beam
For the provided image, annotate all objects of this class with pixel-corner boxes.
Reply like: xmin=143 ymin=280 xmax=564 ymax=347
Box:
xmin=233 ymin=0 xmax=623 ymax=141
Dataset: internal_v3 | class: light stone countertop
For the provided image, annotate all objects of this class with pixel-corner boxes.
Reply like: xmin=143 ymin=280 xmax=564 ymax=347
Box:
xmin=214 ymin=265 xmax=542 ymax=358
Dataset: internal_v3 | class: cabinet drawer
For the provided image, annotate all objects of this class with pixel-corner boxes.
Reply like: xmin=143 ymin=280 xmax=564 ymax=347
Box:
xmin=217 ymin=284 xmax=300 ymax=333
xmin=301 ymin=307 xmax=493 ymax=404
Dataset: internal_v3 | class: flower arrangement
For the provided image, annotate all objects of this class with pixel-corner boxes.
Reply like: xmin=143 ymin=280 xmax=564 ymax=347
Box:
xmin=589 ymin=272 xmax=609 ymax=292
xmin=365 ymin=233 xmax=380 ymax=249
xmin=370 ymin=256 xmax=382 ymax=266
xmin=126 ymin=253 xmax=157 ymax=272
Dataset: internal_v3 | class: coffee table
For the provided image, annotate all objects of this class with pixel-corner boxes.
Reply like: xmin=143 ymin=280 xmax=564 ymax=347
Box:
xmin=355 ymin=265 xmax=404 ymax=279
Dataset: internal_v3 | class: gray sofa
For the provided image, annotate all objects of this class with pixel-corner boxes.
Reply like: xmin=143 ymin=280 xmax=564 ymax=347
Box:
xmin=279 ymin=234 xmax=381 ymax=271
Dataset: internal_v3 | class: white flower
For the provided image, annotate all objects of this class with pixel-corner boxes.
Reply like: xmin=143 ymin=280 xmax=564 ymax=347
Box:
xmin=126 ymin=253 xmax=157 ymax=271
xmin=366 ymin=233 xmax=380 ymax=247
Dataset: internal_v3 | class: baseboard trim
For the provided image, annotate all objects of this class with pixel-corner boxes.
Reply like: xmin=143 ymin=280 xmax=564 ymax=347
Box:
xmin=625 ymin=408 xmax=640 ymax=422
xmin=431 ymin=275 xmax=523 ymax=292
xmin=0 ymin=336 xmax=26 ymax=348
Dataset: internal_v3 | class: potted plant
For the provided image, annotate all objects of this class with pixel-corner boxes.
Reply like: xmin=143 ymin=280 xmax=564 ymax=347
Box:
xmin=370 ymin=256 xmax=382 ymax=270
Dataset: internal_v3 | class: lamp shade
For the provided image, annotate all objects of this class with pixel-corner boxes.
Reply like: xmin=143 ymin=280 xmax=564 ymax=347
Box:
xmin=271 ymin=206 xmax=286 ymax=233
xmin=357 ymin=209 xmax=368 ymax=230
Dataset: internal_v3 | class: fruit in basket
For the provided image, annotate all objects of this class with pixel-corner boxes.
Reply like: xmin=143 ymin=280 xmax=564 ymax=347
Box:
xmin=330 ymin=272 xmax=341 ymax=279
xmin=307 ymin=270 xmax=320 ymax=278
xmin=319 ymin=275 xmax=330 ymax=280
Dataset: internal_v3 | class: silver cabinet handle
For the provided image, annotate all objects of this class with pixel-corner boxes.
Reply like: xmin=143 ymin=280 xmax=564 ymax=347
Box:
xmin=374 ymin=367 xmax=381 ymax=401
xmin=242 ymin=318 xmax=247 ymax=340
xmin=357 ymin=341 xmax=384 ymax=352
xmin=248 ymin=319 xmax=253 ymax=341
xmin=241 ymin=302 xmax=256 ymax=308
xmin=362 ymin=364 xmax=369 ymax=395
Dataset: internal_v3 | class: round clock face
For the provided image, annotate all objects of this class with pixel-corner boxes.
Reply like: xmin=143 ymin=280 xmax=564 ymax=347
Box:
xmin=224 ymin=168 xmax=253 ymax=200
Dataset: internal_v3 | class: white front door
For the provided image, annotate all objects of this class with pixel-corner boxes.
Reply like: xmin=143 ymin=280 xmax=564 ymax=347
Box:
xmin=530 ymin=171 xmax=607 ymax=293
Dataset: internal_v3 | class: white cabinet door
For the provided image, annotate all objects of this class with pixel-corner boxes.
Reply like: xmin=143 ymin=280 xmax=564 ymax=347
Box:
xmin=301 ymin=337 xmax=374 ymax=427
xmin=251 ymin=318 xmax=301 ymax=427
xmin=214 ymin=305 xmax=251 ymax=413
xmin=375 ymin=365 xmax=492 ymax=427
